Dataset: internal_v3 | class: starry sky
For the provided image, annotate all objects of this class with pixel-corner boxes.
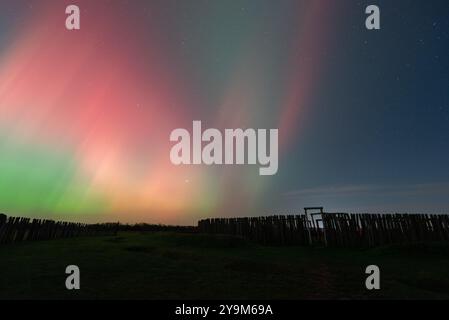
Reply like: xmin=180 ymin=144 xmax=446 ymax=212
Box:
xmin=0 ymin=0 xmax=448 ymax=224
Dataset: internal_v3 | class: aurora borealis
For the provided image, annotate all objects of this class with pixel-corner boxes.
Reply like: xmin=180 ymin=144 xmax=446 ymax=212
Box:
xmin=0 ymin=0 xmax=448 ymax=224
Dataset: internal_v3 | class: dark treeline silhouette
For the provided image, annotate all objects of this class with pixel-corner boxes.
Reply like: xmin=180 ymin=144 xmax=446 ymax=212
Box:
xmin=0 ymin=213 xmax=118 ymax=244
xmin=198 ymin=210 xmax=449 ymax=247
xmin=118 ymin=223 xmax=197 ymax=233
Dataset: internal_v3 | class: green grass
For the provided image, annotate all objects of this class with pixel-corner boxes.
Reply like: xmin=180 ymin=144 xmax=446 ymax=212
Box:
xmin=1 ymin=232 xmax=449 ymax=299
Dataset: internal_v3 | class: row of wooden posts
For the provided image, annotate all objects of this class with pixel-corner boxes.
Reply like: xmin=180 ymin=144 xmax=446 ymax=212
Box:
xmin=197 ymin=208 xmax=449 ymax=247
xmin=0 ymin=214 xmax=118 ymax=244
xmin=3 ymin=209 xmax=449 ymax=248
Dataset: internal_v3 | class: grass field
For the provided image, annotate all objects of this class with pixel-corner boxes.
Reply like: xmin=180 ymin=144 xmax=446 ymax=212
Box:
xmin=1 ymin=232 xmax=449 ymax=299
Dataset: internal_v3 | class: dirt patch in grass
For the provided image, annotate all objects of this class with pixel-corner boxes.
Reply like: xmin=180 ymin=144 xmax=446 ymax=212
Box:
xmin=105 ymin=237 xmax=127 ymax=243
xmin=124 ymin=245 xmax=157 ymax=253
xmin=224 ymin=258 xmax=292 ymax=274
xmin=174 ymin=233 xmax=248 ymax=249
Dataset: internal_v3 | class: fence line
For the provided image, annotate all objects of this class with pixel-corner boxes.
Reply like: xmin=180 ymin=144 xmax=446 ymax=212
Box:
xmin=3 ymin=212 xmax=448 ymax=248
xmin=198 ymin=213 xmax=449 ymax=247
xmin=0 ymin=214 xmax=118 ymax=245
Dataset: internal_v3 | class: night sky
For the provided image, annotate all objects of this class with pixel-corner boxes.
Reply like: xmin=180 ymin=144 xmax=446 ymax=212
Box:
xmin=0 ymin=0 xmax=448 ymax=224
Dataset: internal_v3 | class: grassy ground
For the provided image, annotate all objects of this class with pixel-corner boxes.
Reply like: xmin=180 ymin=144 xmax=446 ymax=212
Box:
xmin=1 ymin=231 xmax=449 ymax=299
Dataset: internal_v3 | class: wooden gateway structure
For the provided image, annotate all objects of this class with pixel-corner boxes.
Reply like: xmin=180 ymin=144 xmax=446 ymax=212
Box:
xmin=198 ymin=208 xmax=449 ymax=247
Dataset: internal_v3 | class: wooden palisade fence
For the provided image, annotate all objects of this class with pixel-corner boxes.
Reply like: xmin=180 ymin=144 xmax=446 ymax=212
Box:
xmin=198 ymin=209 xmax=449 ymax=247
xmin=0 ymin=213 xmax=118 ymax=245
